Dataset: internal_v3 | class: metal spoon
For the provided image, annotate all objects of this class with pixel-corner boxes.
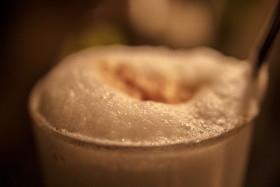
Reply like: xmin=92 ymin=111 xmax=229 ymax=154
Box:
xmin=241 ymin=1 xmax=279 ymax=118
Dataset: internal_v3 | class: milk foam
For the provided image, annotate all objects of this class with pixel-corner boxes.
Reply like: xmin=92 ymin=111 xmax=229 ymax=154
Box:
xmin=30 ymin=45 xmax=263 ymax=146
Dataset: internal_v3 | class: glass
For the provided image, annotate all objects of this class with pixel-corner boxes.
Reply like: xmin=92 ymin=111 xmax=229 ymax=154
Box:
xmin=28 ymin=0 xmax=271 ymax=186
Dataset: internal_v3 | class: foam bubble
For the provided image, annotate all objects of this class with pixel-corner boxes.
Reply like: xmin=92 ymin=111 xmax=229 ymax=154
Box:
xmin=30 ymin=45 xmax=264 ymax=146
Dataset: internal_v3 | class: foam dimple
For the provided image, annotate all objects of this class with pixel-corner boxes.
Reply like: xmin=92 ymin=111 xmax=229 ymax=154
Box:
xmin=30 ymin=45 xmax=263 ymax=146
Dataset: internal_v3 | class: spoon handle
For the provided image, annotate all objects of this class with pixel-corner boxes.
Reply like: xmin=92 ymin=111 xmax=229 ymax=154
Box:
xmin=253 ymin=1 xmax=280 ymax=76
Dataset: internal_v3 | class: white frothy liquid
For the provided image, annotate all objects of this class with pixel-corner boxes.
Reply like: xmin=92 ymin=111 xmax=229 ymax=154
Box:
xmin=29 ymin=45 xmax=266 ymax=187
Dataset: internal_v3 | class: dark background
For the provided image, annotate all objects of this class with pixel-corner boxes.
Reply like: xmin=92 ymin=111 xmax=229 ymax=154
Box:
xmin=0 ymin=0 xmax=279 ymax=186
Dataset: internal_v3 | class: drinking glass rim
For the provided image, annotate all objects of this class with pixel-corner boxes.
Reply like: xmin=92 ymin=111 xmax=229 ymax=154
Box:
xmin=29 ymin=44 xmax=254 ymax=151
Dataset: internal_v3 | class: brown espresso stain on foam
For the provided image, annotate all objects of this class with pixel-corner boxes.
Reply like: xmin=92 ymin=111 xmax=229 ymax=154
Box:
xmin=97 ymin=62 xmax=196 ymax=104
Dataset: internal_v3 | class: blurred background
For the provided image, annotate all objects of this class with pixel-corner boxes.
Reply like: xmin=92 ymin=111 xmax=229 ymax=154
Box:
xmin=0 ymin=0 xmax=279 ymax=186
